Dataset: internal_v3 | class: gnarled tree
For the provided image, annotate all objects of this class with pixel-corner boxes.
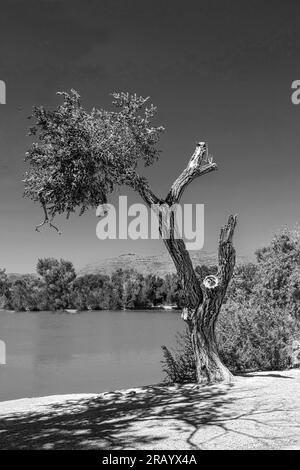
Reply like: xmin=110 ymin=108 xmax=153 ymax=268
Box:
xmin=24 ymin=90 xmax=237 ymax=383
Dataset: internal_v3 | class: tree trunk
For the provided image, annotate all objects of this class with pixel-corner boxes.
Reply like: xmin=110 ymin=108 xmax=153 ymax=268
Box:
xmin=190 ymin=301 xmax=232 ymax=384
xmin=181 ymin=215 xmax=237 ymax=384
xmin=138 ymin=142 xmax=237 ymax=384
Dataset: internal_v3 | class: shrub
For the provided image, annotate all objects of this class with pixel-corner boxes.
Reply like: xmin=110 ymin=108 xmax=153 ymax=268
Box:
xmin=254 ymin=228 xmax=300 ymax=317
xmin=161 ymin=329 xmax=196 ymax=383
xmin=218 ymin=301 xmax=296 ymax=372
xmin=161 ymin=302 xmax=297 ymax=383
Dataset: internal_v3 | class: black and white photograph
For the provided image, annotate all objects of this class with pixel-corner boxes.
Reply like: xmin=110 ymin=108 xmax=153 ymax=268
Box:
xmin=0 ymin=0 xmax=300 ymax=455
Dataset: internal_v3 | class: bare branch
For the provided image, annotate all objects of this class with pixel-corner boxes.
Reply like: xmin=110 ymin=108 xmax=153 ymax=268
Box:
xmin=166 ymin=142 xmax=217 ymax=205
xmin=135 ymin=143 xmax=219 ymax=310
xmin=49 ymin=218 xmax=62 ymax=235
xmin=137 ymin=180 xmax=162 ymax=207
xmin=219 ymin=214 xmax=237 ymax=246
xmin=35 ymin=202 xmax=49 ymax=232
xmin=164 ymin=236 xmax=203 ymax=309
xmin=137 ymin=178 xmax=203 ymax=309
xmin=218 ymin=214 xmax=238 ymax=289
xmin=35 ymin=201 xmax=61 ymax=235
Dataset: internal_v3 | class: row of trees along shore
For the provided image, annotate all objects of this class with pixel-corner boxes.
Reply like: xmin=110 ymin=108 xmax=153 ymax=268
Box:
xmin=1 ymin=227 xmax=299 ymax=317
xmin=0 ymin=260 xmax=186 ymax=312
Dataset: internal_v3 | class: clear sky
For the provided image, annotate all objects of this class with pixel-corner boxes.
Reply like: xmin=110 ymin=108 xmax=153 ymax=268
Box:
xmin=0 ymin=0 xmax=300 ymax=273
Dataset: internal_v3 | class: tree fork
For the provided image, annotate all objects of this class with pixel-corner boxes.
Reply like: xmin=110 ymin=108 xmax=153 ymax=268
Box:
xmin=139 ymin=143 xmax=237 ymax=384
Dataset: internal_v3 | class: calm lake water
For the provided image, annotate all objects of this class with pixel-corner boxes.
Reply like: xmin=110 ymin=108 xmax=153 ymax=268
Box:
xmin=0 ymin=310 xmax=183 ymax=402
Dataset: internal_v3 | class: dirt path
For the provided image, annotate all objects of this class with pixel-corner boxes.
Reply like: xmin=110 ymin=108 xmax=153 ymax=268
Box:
xmin=0 ymin=370 xmax=299 ymax=450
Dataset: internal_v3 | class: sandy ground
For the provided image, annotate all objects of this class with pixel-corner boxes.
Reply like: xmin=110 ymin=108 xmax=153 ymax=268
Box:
xmin=0 ymin=369 xmax=299 ymax=450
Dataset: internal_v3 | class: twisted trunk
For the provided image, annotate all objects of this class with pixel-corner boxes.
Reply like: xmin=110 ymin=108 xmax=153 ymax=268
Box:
xmin=138 ymin=142 xmax=237 ymax=384
xmin=182 ymin=215 xmax=237 ymax=383
xmin=191 ymin=320 xmax=232 ymax=383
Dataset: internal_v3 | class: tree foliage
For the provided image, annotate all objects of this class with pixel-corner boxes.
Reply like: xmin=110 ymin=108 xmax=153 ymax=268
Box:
xmin=36 ymin=258 xmax=76 ymax=310
xmin=0 ymin=260 xmax=187 ymax=312
xmin=24 ymin=90 xmax=164 ymax=221
xmin=218 ymin=301 xmax=295 ymax=372
xmin=254 ymin=227 xmax=300 ymax=317
xmin=0 ymin=269 xmax=10 ymax=308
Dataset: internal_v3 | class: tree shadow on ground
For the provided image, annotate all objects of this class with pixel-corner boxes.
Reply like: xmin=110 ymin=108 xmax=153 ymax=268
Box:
xmin=1 ymin=380 xmax=299 ymax=449
xmin=0 ymin=383 xmax=236 ymax=449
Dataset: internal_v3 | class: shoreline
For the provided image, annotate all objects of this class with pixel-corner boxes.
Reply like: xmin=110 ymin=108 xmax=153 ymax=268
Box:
xmin=0 ymin=370 xmax=299 ymax=450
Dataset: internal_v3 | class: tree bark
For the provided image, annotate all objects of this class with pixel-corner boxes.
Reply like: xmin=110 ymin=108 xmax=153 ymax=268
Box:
xmin=182 ymin=215 xmax=237 ymax=383
xmin=190 ymin=321 xmax=233 ymax=383
xmin=138 ymin=143 xmax=237 ymax=384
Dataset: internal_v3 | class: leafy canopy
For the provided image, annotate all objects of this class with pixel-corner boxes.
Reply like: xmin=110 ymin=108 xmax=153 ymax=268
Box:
xmin=254 ymin=227 xmax=300 ymax=316
xmin=24 ymin=90 xmax=164 ymax=220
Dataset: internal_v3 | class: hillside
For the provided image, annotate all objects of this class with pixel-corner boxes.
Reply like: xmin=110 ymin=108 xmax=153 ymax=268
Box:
xmin=5 ymin=252 xmax=248 ymax=280
xmin=79 ymin=251 xmax=248 ymax=278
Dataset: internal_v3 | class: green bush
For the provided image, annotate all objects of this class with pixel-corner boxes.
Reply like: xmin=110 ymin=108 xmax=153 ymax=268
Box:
xmin=161 ymin=302 xmax=297 ymax=383
xmin=218 ymin=301 xmax=296 ymax=372
xmin=254 ymin=228 xmax=300 ymax=318
xmin=161 ymin=329 xmax=196 ymax=383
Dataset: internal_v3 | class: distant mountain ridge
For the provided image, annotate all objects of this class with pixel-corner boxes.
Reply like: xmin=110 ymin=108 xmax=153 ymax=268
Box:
xmin=79 ymin=251 xmax=248 ymax=278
